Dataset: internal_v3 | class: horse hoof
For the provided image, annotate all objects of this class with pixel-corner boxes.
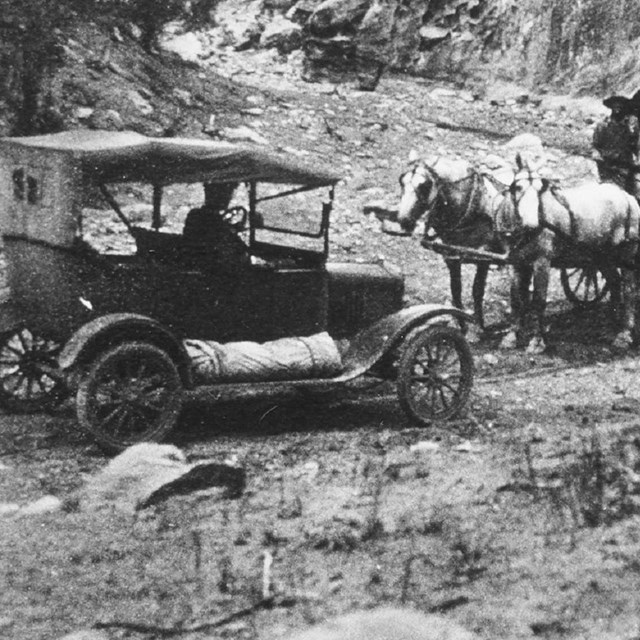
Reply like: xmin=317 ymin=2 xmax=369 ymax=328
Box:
xmin=526 ymin=337 xmax=547 ymax=355
xmin=612 ymin=331 xmax=633 ymax=352
xmin=499 ymin=331 xmax=518 ymax=350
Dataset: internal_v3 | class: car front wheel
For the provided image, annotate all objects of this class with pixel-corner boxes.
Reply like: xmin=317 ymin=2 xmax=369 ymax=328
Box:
xmin=397 ymin=324 xmax=474 ymax=427
xmin=76 ymin=341 xmax=183 ymax=453
xmin=0 ymin=326 xmax=66 ymax=413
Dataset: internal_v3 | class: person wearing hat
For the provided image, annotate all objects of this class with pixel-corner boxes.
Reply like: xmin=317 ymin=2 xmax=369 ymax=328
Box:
xmin=592 ymin=91 xmax=640 ymax=197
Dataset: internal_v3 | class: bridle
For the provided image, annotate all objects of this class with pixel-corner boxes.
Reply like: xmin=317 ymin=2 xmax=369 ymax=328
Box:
xmin=400 ymin=160 xmax=488 ymax=240
xmin=507 ymin=169 xmax=578 ymax=242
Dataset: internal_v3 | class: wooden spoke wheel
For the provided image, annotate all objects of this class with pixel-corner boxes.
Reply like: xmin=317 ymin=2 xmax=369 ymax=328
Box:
xmin=76 ymin=341 xmax=183 ymax=453
xmin=0 ymin=326 xmax=65 ymax=413
xmin=397 ymin=324 xmax=474 ymax=427
xmin=560 ymin=267 xmax=609 ymax=308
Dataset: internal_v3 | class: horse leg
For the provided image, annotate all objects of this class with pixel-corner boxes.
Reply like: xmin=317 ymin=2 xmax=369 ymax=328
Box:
xmin=500 ymin=264 xmax=532 ymax=349
xmin=465 ymin=262 xmax=489 ymax=344
xmin=601 ymin=265 xmax=622 ymax=320
xmin=472 ymin=263 xmax=489 ymax=328
xmin=446 ymin=259 xmax=463 ymax=310
xmin=612 ymin=256 xmax=637 ymax=351
xmin=526 ymin=258 xmax=551 ymax=354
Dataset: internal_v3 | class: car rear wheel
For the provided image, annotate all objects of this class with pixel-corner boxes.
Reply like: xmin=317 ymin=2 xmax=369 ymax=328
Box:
xmin=397 ymin=324 xmax=473 ymax=427
xmin=76 ymin=341 xmax=183 ymax=453
xmin=0 ymin=326 xmax=65 ymax=413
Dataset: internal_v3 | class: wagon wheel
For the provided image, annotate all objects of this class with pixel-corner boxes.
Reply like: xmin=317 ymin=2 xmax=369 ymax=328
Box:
xmin=397 ymin=324 xmax=474 ymax=427
xmin=76 ymin=341 xmax=183 ymax=453
xmin=560 ymin=267 xmax=610 ymax=308
xmin=0 ymin=326 xmax=66 ymax=413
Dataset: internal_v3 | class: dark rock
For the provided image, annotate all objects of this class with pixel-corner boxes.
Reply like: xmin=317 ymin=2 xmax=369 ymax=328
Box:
xmin=307 ymin=0 xmax=370 ymax=37
xmin=260 ymin=17 xmax=303 ymax=53
xmin=88 ymin=108 xmax=124 ymax=131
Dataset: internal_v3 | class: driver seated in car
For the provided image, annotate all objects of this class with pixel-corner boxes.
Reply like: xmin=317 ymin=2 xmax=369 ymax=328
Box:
xmin=183 ymin=182 xmax=250 ymax=274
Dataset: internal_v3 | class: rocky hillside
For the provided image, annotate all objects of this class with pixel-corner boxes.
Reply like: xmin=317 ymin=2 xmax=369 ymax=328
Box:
xmin=169 ymin=0 xmax=640 ymax=95
xmin=2 ymin=0 xmax=640 ymax=140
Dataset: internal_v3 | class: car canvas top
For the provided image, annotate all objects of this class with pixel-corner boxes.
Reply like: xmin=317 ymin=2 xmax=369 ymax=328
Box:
xmin=0 ymin=130 xmax=341 ymax=186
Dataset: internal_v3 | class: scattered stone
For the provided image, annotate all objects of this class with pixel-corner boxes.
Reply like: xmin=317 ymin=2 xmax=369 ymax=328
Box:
xmin=161 ymin=32 xmax=204 ymax=63
xmin=481 ymin=353 xmax=500 ymax=366
xmin=318 ymin=83 xmax=338 ymax=94
xmin=453 ymin=441 xmax=482 ymax=453
xmin=410 ymin=440 xmax=440 ymax=453
xmin=218 ymin=125 xmax=269 ymax=145
xmin=75 ymin=107 xmax=94 ymax=120
xmin=172 ymin=88 xmax=193 ymax=106
xmin=0 ymin=617 xmax=13 ymax=630
xmin=0 ymin=503 xmax=20 ymax=517
xmin=419 ymin=25 xmax=450 ymax=44
xmin=57 ymin=630 xmax=110 ymax=640
xmin=612 ymin=398 xmax=640 ymax=413
xmin=106 ymin=60 xmax=137 ymax=82
xmin=88 ymin=109 xmax=124 ymax=131
xmin=127 ymin=90 xmax=154 ymax=115
xmin=18 ymin=495 xmax=63 ymax=516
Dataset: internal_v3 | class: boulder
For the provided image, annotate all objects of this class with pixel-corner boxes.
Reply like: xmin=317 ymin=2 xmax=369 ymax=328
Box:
xmin=260 ymin=16 xmax=303 ymax=53
xmin=283 ymin=608 xmax=479 ymax=640
xmin=161 ymin=32 xmax=204 ymax=62
xmin=308 ymin=0 xmax=370 ymax=37
xmin=77 ymin=443 xmax=245 ymax=514
xmin=88 ymin=108 xmax=124 ymax=131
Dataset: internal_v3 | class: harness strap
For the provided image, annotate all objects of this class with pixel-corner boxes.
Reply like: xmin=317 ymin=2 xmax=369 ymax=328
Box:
xmin=539 ymin=184 xmax=578 ymax=242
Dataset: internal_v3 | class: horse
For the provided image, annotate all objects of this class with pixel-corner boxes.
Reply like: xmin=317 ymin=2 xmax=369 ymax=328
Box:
xmin=495 ymin=153 xmax=640 ymax=354
xmin=396 ymin=152 xmax=508 ymax=337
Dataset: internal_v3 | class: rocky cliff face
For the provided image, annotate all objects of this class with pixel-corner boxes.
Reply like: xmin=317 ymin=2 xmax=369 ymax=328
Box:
xmin=209 ymin=0 xmax=640 ymax=94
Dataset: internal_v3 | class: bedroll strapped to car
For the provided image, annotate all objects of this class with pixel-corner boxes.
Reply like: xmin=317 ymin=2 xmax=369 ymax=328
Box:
xmin=184 ymin=332 xmax=344 ymax=384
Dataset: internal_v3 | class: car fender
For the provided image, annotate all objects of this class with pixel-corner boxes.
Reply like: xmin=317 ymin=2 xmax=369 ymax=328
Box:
xmin=58 ymin=313 xmax=193 ymax=387
xmin=336 ymin=304 xmax=474 ymax=381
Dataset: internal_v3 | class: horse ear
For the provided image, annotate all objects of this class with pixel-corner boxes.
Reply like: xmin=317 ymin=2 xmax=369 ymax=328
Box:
xmin=408 ymin=149 xmax=419 ymax=163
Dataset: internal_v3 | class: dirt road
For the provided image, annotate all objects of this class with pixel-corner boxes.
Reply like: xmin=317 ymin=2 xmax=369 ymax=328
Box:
xmin=3 ymin=59 xmax=640 ymax=640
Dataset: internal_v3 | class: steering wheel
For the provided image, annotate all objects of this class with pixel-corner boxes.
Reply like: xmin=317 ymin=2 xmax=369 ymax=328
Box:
xmin=222 ymin=206 xmax=248 ymax=231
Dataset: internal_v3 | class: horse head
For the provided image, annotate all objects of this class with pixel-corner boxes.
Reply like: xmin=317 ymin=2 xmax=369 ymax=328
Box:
xmin=508 ymin=153 xmax=547 ymax=229
xmin=396 ymin=151 xmax=440 ymax=234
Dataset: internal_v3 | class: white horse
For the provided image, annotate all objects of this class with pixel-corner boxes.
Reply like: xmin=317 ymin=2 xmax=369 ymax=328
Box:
xmin=496 ymin=154 xmax=640 ymax=353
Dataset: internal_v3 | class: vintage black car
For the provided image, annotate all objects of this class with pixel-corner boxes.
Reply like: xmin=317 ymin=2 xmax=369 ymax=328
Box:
xmin=0 ymin=130 xmax=474 ymax=451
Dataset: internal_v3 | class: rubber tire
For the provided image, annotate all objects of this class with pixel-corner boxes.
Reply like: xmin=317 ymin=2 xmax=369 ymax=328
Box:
xmin=0 ymin=326 xmax=66 ymax=414
xmin=397 ymin=324 xmax=474 ymax=427
xmin=76 ymin=341 xmax=183 ymax=454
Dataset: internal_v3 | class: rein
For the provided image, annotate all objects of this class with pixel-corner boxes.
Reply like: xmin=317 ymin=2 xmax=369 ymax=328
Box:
xmin=417 ymin=165 xmax=487 ymax=240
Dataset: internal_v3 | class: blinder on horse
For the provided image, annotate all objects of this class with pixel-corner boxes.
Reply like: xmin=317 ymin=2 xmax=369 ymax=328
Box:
xmin=398 ymin=158 xmax=486 ymax=241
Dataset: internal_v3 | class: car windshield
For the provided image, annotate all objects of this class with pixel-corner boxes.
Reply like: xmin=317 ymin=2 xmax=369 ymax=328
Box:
xmin=79 ymin=181 xmax=330 ymax=256
xmin=80 ymin=182 xmax=252 ymax=255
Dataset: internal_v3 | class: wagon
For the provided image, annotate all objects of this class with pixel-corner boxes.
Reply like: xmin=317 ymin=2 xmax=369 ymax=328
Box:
xmin=421 ymin=239 xmax=612 ymax=310
xmin=0 ymin=130 xmax=475 ymax=451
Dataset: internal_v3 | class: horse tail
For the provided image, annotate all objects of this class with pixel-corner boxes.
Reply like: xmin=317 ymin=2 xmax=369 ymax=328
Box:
xmin=626 ymin=192 xmax=640 ymax=241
